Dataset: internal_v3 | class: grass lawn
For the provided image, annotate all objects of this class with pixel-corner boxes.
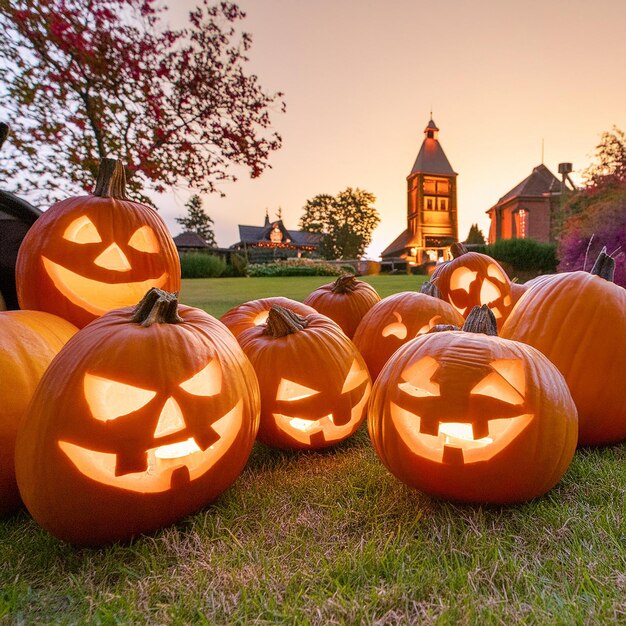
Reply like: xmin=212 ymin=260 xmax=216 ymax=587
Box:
xmin=2 ymin=276 xmax=625 ymax=623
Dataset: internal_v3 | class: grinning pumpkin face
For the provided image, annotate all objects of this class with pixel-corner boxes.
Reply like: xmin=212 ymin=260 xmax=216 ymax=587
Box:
xmin=238 ymin=306 xmax=372 ymax=449
xmin=388 ymin=352 xmax=532 ymax=465
xmin=270 ymin=358 xmax=370 ymax=447
xmin=14 ymin=290 xmax=260 ymax=546
xmin=58 ymin=356 xmax=243 ymax=494
xmin=16 ymin=160 xmax=180 ymax=328
xmin=368 ymin=313 xmax=578 ymax=504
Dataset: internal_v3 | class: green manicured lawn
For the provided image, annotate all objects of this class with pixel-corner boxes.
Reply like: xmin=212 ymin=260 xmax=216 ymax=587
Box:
xmin=2 ymin=275 xmax=625 ymax=623
xmin=180 ymin=274 xmax=428 ymax=318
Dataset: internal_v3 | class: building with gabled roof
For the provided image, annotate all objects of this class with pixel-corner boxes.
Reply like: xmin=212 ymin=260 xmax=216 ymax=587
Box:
xmin=486 ymin=163 xmax=573 ymax=243
xmin=231 ymin=211 xmax=322 ymax=262
xmin=381 ymin=118 xmax=458 ymax=267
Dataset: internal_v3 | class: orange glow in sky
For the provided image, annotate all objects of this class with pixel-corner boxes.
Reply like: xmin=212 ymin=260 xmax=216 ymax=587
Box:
xmin=161 ymin=0 xmax=626 ymax=258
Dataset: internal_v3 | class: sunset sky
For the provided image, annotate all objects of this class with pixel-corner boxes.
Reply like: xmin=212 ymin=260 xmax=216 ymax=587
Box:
xmin=162 ymin=0 xmax=626 ymax=257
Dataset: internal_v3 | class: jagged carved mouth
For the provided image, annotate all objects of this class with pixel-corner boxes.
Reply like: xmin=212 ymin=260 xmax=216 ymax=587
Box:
xmin=43 ymin=257 xmax=168 ymax=316
xmin=273 ymin=383 xmax=371 ymax=445
xmin=58 ymin=401 xmax=243 ymax=493
xmin=389 ymin=401 xmax=532 ymax=464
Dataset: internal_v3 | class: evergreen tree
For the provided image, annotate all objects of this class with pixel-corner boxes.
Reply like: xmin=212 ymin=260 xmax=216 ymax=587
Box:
xmin=465 ymin=223 xmax=486 ymax=245
xmin=176 ymin=195 xmax=217 ymax=247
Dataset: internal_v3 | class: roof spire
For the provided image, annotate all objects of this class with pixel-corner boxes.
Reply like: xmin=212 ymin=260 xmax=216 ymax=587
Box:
xmin=264 ymin=208 xmax=270 ymax=227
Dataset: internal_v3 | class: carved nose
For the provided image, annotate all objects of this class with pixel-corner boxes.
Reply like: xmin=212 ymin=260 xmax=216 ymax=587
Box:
xmin=153 ymin=397 xmax=186 ymax=438
xmin=94 ymin=243 xmax=131 ymax=271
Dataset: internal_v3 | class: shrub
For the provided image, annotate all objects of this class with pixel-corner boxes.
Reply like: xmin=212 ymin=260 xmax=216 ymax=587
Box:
xmin=180 ymin=252 xmax=226 ymax=278
xmin=247 ymin=258 xmax=343 ymax=277
xmin=485 ymin=239 xmax=558 ymax=273
xmin=222 ymin=253 xmax=248 ymax=277
xmin=558 ymin=182 xmax=626 ymax=287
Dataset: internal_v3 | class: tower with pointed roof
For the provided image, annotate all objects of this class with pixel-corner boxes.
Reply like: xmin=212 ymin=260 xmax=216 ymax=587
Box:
xmin=381 ymin=118 xmax=458 ymax=266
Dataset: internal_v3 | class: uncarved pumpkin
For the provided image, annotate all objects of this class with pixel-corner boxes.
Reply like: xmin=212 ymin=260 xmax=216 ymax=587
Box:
xmin=303 ymin=275 xmax=381 ymax=338
xmin=369 ymin=305 xmax=578 ymax=503
xmin=221 ymin=296 xmax=317 ymax=339
xmin=238 ymin=305 xmax=371 ymax=449
xmin=16 ymin=159 xmax=181 ymax=328
xmin=501 ymin=250 xmax=626 ymax=446
xmin=353 ymin=291 xmax=464 ymax=381
xmin=15 ymin=288 xmax=260 ymax=545
xmin=0 ymin=310 xmax=78 ymax=516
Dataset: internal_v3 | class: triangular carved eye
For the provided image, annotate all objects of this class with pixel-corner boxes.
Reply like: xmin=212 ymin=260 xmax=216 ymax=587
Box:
xmin=84 ymin=373 xmax=156 ymax=421
xmin=276 ymin=379 xmax=319 ymax=401
xmin=63 ymin=216 xmax=102 ymax=244
xmin=128 ymin=225 xmax=160 ymax=253
xmin=341 ymin=359 xmax=369 ymax=393
xmin=470 ymin=359 xmax=525 ymax=404
xmin=399 ymin=356 xmax=441 ymax=397
xmin=179 ymin=359 xmax=222 ymax=397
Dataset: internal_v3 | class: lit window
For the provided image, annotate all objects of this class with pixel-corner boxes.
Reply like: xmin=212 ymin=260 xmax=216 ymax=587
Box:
xmin=518 ymin=209 xmax=527 ymax=239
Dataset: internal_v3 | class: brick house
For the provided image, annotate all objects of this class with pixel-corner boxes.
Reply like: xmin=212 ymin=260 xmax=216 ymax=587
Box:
xmin=486 ymin=164 xmax=573 ymax=244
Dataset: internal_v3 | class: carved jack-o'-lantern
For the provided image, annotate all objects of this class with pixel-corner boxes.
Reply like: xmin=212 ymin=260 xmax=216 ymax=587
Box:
xmin=220 ymin=296 xmax=317 ymax=339
xmin=15 ymin=289 xmax=260 ymax=545
xmin=238 ymin=306 xmax=371 ymax=449
xmin=430 ymin=243 xmax=514 ymax=328
xmin=16 ymin=159 xmax=181 ymax=328
xmin=303 ymin=275 xmax=381 ymax=338
xmin=353 ymin=291 xmax=464 ymax=381
xmin=369 ymin=306 xmax=578 ymax=503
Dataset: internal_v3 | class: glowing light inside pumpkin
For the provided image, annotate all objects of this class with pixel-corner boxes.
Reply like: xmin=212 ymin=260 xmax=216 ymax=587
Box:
xmin=94 ymin=243 xmax=132 ymax=271
xmin=450 ymin=267 xmax=478 ymax=292
xmin=179 ymin=360 xmax=222 ymax=397
xmin=42 ymin=257 xmax=168 ymax=316
xmin=58 ymin=400 xmax=244 ymax=493
xmin=382 ymin=312 xmax=407 ymax=339
xmin=479 ymin=280 xmax=501 ymax=306
xmin=63 ymin=216 xmax=102 ymax=244
xmin=398 ymin=356 xmax=440 ymax=397
xmin=276 ymin=378 xmax=319 ymax=401
xmin=416 ymin=315 xmax=443 ymax=336
xmin=128 ymin=226 xmax=160 ymax=253
xmin=289 ymin=416 xmax=334 ymax=432
xmin=341 ymin=360 xmax=369 ymax=393
xmin=438 ymin=422 xmax=493 ymax=445
xmin=84 ymin=373 xmax=156 ymax=421
xmin=153 ymin=397 xmax=186 ymax=438
xmin=487 ymin=264 xmax=506 ymax=281
xmin=471 ymin=359 xmax=525 ymax=401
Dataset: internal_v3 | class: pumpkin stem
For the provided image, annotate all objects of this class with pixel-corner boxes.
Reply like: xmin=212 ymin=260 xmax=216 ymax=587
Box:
xmin=450 ymin=242 xmax=468 ymax=258
xmin=131 ymin=288 xmax=183 ymax=327
xmin=265 ymin=305 xmax=309 ymax=337
xmin=462 ymin=305 xmax=498 ymax=336
xmin=93 ymin=158 xmax=128 ymax=199
xmin=332 ymin=274 xmax=358 ymax=294
xmin=0 ymin=123 xmax=9 ymax=152
xmin=590 ymin=247 xmax=615 ymax=282
xmin=420 ymin=280 xmax=442 ymax=299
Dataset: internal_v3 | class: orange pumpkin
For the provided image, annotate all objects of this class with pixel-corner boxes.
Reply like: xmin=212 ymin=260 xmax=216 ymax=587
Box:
xmin=369 ymin=306 xmax=578 ymax=503
xmin=15 ymin=289 xmax=260 ymax=545
xmin=221 ymin=296 xmax=316 ymax=339
xmin=0 ymin=311 xmax=78 ymax=516
xmin=501 ymin=250 xmax=626 ymax=446
xmin=430 ymin=243 xmax=514 ymax=329
xmin=238 ymin=306 xmax=371 ymax=449
xmin=353 ymin=291 xmax=464 ymax=381
xmin=16 ymin=159 xmax=181 ymax=328
xmin=303 ymin=275 xmax=381 ymax=338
